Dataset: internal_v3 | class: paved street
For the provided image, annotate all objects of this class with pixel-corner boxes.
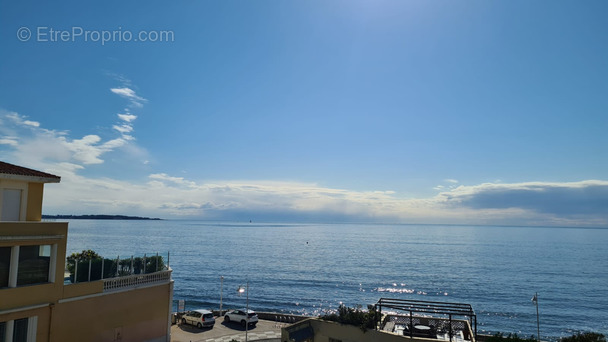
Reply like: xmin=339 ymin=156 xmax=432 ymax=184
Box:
xmin=171 ymin=317 xmax=282 ymax=342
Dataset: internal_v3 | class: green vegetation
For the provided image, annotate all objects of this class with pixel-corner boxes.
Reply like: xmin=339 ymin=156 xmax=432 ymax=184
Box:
xmin=561 ymin=332 xmax=606 ymax=342
xmin=42 ymin=214 xmax=161 ymax=220
xmin=485 ymin=332 xmax=606 ymax=342
xmin=321 ymin=304 xmax=380 ymax=332
xmin=66 ymin=249 xmax=166 ymax=283
xmin=486 ymin=333 xmax=536 ymax=342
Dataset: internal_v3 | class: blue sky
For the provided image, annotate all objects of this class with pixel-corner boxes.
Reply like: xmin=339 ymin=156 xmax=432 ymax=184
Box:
xmin=1 ymin=0 xmax=607 ymax=226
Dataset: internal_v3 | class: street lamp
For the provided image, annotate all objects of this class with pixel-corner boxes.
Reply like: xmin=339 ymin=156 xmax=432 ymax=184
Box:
xmin=532 ymin=293 xmax=540 ymax=342
xmin=238 ymin=281 xmax=249 ymax=342
xmin=220 ymin=276 xmax=224 ymax=317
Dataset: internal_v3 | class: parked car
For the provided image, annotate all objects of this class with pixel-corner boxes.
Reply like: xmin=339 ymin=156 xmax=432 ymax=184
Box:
xmin=224 ymin=309 xmax=258 ymax=327
xmin=181 ymin=309 xmax=215 ymax=329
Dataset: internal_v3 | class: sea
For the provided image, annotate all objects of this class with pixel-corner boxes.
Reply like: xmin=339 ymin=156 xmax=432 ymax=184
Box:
xmin=63 ymin=220 xmax=608 ymax=340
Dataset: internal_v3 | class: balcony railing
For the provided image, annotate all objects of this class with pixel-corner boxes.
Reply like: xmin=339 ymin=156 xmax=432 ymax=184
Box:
xmin=103 ymin=269 xmax=172 ymax=292
xmin=66 ymin=252 xmax=170 ymax=284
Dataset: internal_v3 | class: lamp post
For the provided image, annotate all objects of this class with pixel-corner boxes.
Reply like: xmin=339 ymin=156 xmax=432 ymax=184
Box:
xmin=238 ymin=282 xmax=249 ymax=342
xmin=220 ymin=276 xmax=224 ymax=317
xmin=532 ymin=293 xmax=540 ymax=342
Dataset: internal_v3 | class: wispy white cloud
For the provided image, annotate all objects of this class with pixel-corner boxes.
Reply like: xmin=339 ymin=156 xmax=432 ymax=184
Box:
xmin=1 ymin=104 xmax=140 ymax=169
xmin=0 ymin=137 xmax=18 ymax=146
xmin=113 ymin=124 xmax=133 ymax=134
xmin=433 ymin=178 xmax=459 ymax=191
xmin=106 ymin=72 xmax=133 ymax=88
xmin=23 ymin=120 xmax=40 ymax=127
xmin=110 ymin=83 xmax=140 ymax=138
xmin=118 ymin=113 xmax=137 ymax=122
xmin=67 ymin=135 xmax=106 ymax=164
xmin=110 ymin=87 xmax=147 ymax=108
xmin=112 ymin=109 xmax=137 ymax=140
xmin=149 ymin=173 xmax=197 ymax=188
xmin=5 ymin=112 xmax=41 ymax=128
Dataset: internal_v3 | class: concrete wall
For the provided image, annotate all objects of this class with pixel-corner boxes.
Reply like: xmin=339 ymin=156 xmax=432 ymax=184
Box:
xmin=51 ymin=283 xmax=173 ymax=342
xmin=62 ymin=281 xmax=104 ymax=299
xmin=0 ymin=221 xmax=67 ymax=242
xmin=1 ymin=282 xmax=173 ymax=342
xmin=250 ymin=312 xmax=308 ymax=323
xmin=25 ymin=182 xmax=44 ymax=221
xmin=1 ymin=283 xmax=59 ymax=310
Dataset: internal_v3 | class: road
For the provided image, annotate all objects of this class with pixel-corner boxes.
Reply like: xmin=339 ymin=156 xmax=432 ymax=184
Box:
xmin=171 ymin=317 xmax=283 ymax=342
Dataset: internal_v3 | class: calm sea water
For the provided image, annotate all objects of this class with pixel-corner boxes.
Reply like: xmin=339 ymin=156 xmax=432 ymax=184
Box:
xmin=63 ymin=220 xmax=608 ymax=340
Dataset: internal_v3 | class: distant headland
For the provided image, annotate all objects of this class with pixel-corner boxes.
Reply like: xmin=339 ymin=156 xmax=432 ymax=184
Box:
xmin=42 ymin=214 xmax=162 ymax=220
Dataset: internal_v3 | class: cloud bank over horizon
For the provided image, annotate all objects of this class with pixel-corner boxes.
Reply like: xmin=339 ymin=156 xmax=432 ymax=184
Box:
xmin=1 ymin=81 xmax=606 ymax=227
xmin=2 ymin=108 xmax=607 ymax=228
xmin=32 ymin=169 xmax=608 ymax=227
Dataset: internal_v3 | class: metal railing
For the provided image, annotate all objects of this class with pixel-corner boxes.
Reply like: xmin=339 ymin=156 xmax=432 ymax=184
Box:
xmin=65 ymin=251 xmax=170 ymax=284
xmin=103 ymin=269 xmax=172 ymax=291
xmin=376 ymin=298 xmax=477 ymax=342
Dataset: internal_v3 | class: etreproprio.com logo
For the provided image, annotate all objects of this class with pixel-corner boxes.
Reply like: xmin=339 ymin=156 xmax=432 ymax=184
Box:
xmin=17 ymin=26 xmax=174 ymax=45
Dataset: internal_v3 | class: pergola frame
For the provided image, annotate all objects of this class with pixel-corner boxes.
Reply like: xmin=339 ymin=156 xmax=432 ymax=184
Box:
xmin=375 ymin=298 xmax=477 ymax=341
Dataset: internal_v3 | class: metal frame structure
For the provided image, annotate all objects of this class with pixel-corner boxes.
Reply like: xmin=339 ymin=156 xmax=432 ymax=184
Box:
xmin=375 ymin=298 xmax=477 ymax=341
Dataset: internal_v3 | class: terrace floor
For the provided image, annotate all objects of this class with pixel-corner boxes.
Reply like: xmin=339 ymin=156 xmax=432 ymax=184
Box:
xmin=382 ymin=314 xmax=473 ymax=342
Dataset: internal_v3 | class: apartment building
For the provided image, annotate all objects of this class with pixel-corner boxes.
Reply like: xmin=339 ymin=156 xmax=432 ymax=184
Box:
xmin=0 ymin=161 xmax=173 ymax=342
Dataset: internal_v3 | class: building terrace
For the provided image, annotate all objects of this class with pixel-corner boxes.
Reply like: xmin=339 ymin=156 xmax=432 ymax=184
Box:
xmin=65 ymin=250 xmax=172 ymax=292
xmin=283 ymin=298 xmax=477 ymax=342
xmin=376 ymin=298 xmax=477 ymax=342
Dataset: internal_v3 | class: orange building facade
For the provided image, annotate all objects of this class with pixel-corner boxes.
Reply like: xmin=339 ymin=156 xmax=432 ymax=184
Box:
xmin=0 ymin=161 xmax=173 ymax=342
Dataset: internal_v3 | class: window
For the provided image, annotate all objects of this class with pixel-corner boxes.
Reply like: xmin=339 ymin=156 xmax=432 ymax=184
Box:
xmin=0 ymin=321 xmax=5 ymax=342
xmin=12 ymin=319 xmax=28 ymax=342
xmin=0 ymin=317 xmax=36 ymax=342
xmin=0 ymin=247 xmax=10 ymax=288
xmin=1 ymin=189 xmax=22 ymax=221
xmin=17 ymin=245 xmax=50 ymax=286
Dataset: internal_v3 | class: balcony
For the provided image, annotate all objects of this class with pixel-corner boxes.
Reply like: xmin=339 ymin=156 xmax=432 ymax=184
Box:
xmin=103 ymin=268 xmax=172 ymax=291
xmin=64 ymin=252 xmax=172 ymax=295
xmin=66 ymin=251 xmax=169 ymax=281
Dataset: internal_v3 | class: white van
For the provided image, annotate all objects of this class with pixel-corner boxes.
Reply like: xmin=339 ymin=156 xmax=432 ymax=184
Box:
xmin=181 ymin=309 xmax=215 ymax=328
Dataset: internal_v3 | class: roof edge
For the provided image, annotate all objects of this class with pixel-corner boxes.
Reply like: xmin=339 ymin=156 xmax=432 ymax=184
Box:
xmin=0 ymin=173 xmax=61 ymax=184
xmin=0 ymin=161 xmax=61 ymax=183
